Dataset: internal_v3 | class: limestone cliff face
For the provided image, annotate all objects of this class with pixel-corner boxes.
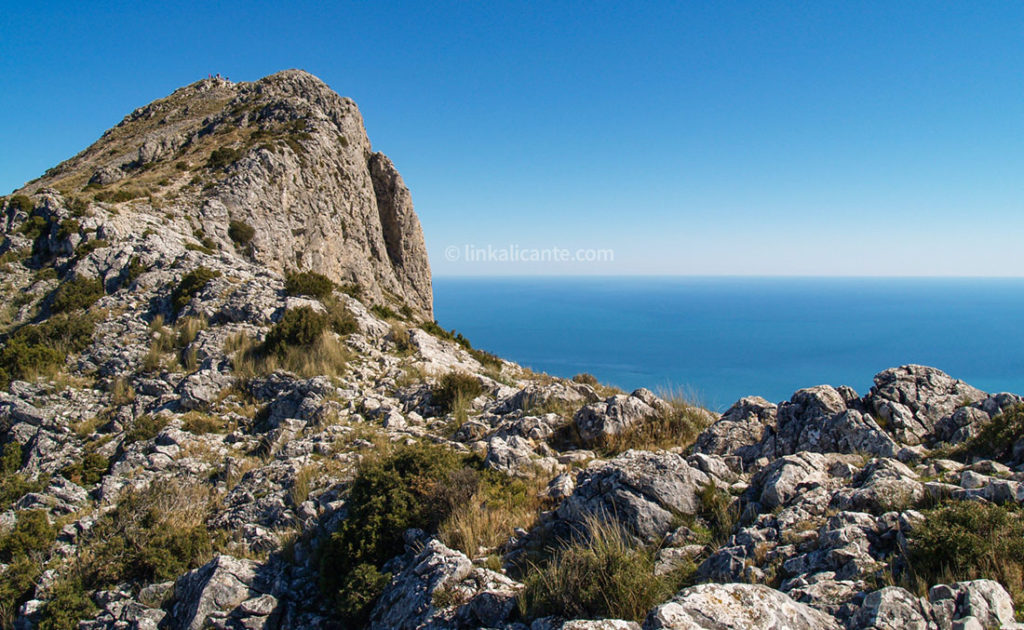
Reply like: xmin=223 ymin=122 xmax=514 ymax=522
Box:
xmin=20 ymin=69 xmax=433 ymax=317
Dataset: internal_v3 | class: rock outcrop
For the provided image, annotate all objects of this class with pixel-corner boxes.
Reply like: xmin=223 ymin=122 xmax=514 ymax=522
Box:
xmin=17 ymin=70 xmax=432 ymax=317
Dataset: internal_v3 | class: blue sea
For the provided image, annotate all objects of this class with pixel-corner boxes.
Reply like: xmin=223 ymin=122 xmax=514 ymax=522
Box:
xmin=433 ymin=277 xmax=1024 ymax=411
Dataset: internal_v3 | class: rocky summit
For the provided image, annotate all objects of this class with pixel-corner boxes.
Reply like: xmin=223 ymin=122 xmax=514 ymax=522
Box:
xmin=2 ymin=72 xmax=1024 ymax=630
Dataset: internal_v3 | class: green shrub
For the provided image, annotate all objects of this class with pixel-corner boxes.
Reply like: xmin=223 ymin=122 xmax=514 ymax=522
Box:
xmin=469 ymin=348 xmax=502 ymax=369
xmin=0 ymin=442 xmax=21 ymax=474
xmin=519 ymin=515 xmax=692 ymax=622
xmin=78 ymin=480 xmax=219 ymax=586
xmin=285 ymin=271 xmax=335 ymax=299
xmin=263 ymin=306 xmax=328 ymax=356
xmin=370 ymin=304 xmax=401 ymax=320
xmin=0 ymin=557 xmax=40 ymax=628
xmin=18 ymin=214 xmax=50 ymax=240
xmin=0 ymin=507 xmax=57 ymax=627
xmin=420 ymin=320 xmax=471 ymax=349
xmin=0 ymin=313 xmax=97 ymax=388
xmin=8 ymin=194 xmax=33 ymax=214
xmin=320 ymin=443 xmax=465 ymax=624
xmin=335 ymin=564 xmax=391 ymax=625
xmin=51 ymin=276 xmax=104 ymax=313
xmin=123 ymin=414 xmax=168 ymax=445
xmin=171 ymin=267 xmax=220 ymax=313
xmin=572 ymin=373 xmax=599 ymax=386
xmin=57 ymin=219 xmax=80 ymax=240
xmin=906 ymin=501 xmax=1024 ymax=606
xmin=0 ymin=509 xmax=55 ymax=561
xmin=206 ymin=147 xmax=244 ymax=171
xmin=432 ymin=372 xmax=483 ymax=414
xmin=93 ymin=188 xmax=146 ymax=203
xmin=60 ymin=452 xmax=109 ymax=486
xmin=228 ymin=220 xmax=255 ymax=246
xmin=75 ymin=238 xmax=109 ymax=257
xmin=37 ymin=578 xmax=97 ymax=630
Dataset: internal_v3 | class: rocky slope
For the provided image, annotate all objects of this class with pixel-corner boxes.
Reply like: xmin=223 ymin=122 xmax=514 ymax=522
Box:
xmin=3 ymin=73 xmax=1024 ymax=630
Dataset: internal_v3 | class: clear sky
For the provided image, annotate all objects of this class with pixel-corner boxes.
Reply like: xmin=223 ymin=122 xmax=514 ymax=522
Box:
xmin=2 ymin=1 xmax=1022 ymax=276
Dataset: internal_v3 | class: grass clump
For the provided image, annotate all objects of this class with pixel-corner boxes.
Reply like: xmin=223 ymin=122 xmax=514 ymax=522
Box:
xmin=432 ymin=372 xmax=483 ymax=415
xmin=227 ymin=219 xmax=255 ymax=246
xmin=320 ymin=443 xmax=467 ymax=625
xmin=439 ymin=471 xmax=549 ymax=559
xmin=51 ymin=276 xmax=104 ymax=313
xmin=229 ymin=304 xmax=355 ymax=380
xmin=171 ymin=267 xmax=220 ymax=314
xmin=519 ymin=515 xmax=693 ymax=622
xmin=596 ymin=389 xmax=713 ymax=456
xmin=285 ymin=270 xmax=334 ymax=299
xmin=905 ymin=501 xmax=1024 ymax=608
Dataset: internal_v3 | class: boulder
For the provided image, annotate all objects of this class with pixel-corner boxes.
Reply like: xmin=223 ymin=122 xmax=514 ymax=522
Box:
xmin=644 ymin=583 xmax=842 ymax=629
xmin=866 ymin=365 xmax=986 ymax=446
xmin=556 ymin=450 xmax=710 ymax=542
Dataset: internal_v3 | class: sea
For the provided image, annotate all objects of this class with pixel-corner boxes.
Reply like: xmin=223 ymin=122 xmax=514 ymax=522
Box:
xmin=433 ymin=276 xmax=1024 ymax=411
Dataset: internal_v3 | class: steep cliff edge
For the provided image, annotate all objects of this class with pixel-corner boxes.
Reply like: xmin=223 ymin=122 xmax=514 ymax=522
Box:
xmin=16 ymin=69 xmax=432 ymax=317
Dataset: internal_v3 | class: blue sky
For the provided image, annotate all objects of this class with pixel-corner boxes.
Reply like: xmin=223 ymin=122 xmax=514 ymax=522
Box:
xmin=2 ymin=1 xmax=1022 ymax=276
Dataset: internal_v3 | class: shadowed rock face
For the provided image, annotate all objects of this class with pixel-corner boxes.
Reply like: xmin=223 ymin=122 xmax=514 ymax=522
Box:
xmin=20 ymin=69 xmax=433 ymax=317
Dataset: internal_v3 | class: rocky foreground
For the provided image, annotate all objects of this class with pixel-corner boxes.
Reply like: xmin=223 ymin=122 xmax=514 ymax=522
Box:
xmin=3 ymin=71 xmax=1024 ymax=630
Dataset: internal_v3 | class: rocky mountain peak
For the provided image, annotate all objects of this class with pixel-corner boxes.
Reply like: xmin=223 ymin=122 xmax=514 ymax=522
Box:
xmin=16 ymin=69 xmax=432 ymax=317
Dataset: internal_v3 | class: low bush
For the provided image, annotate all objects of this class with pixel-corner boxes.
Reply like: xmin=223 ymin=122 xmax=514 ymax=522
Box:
xmin=18 ymin=214 xmax=49 ymax=240
xmin=0 ymin=443 xmax=48 ymax=508
xmin=572 ymin=373 xmax=599 ymax=386
xmin=51 ymin=276 xmax=104 ymax=313
xmin=320 ymin=443 xmax=466 ymax=624
xmin=368 ymin=305 xmax=399 ymax=319
xmin=285 ymin=270 xmax=334 ymax=299
xmin=56 ymin=219 xmax=80 ymax=240
xmin=0 ymin=509 xmax=58 ymax=628
xmin=0 ymin=314 xmax=96 ymax=387
xmin=60 ymin=452 xmax=109 ymax=486
xmin=228 ymin=220 xmax=255 ymax=246
xmin=263 ymin=306 xmax=329 ymax=355
xmin=37 ymin=577 xmax=97 ymax=630
xmin=123 ymin=414 xmax=169 ymax=445
xmin=905 ymin=501 xmax=1024 ymax=607
xmin=420 ymin=320 xmax=471 ymax=349
xmin=171 ymin=267 xmax=220 ymax=314
xmin=206 ymin=147 xmax=244 ymax=171
xmin=0 ymin=509 xmax=56 ymax=562
xmin=518 ymin=515 xmax=692 ymax=622
xmin=77 ymin=481 xmax=219 ymax=587
xmin=432 ymin=371 xmax=483 ymax=414
xmin=93 ymin=188 xmax=147 ymax=204
xmin=8 ymin=194 xmax=33 ymax=214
